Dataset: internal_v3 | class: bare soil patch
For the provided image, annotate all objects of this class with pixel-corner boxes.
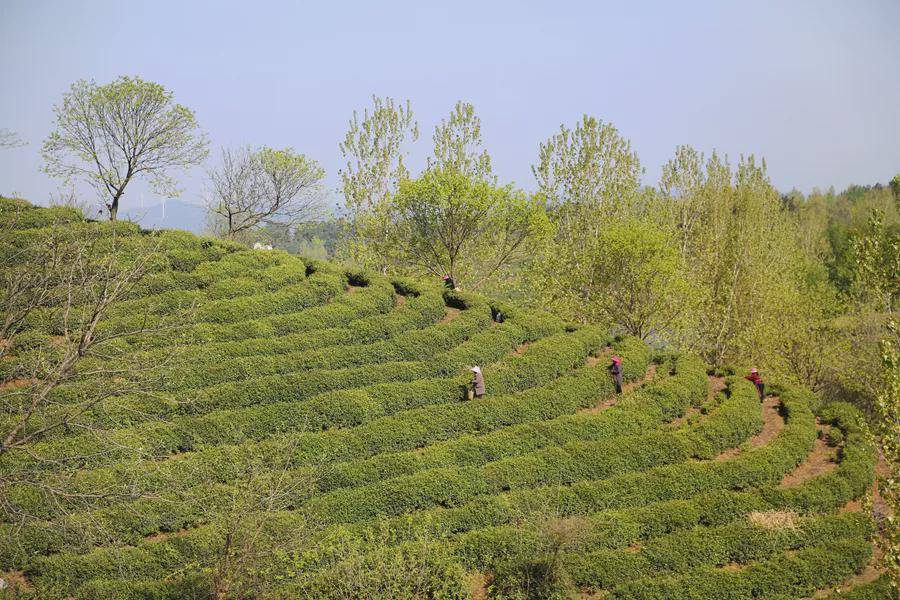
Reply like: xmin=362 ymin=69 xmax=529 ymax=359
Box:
xmin=394 ymin=294 xmax=407 ymax=307
xmin=145 ymin=526 xmax=195 ymax=543
xmin=440 ymin=307 xmax=462 ymax=324
xmin=0 ymin=377 xmax=39 ymax=391
xmin=0 ymin=570 xmax=30 ymax=591
xmin=748 ymin=510 xmax=799 ymax=531
xmin=466 ymin=571 xmax=490 ymax=600
xmin=513 ymin=340 xmax=531 ymax=355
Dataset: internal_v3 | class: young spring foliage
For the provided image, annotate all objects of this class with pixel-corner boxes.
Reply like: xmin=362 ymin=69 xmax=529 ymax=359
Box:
xmin=42 ymin=76 xmax=209 ymax=221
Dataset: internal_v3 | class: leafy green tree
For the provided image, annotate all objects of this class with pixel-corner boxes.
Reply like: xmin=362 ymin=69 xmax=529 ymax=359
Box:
xmin=42 ymin=76 xmax=208 ymax=221
xmin=657 ymin=146 xmax=730 ymax=259
xmin=390 ymin=169 xmax=549 ymax=289
xmin=654 ymin=150 xmax=803 ymax=365
xmin=338 ymin=96 xmax=418 ymax=271
xmin=850 ymin=209 xmax=899 ymax=313
xmin=532 ymin=115 xmax=642 ymax=244
xmin=427 ymin=101 xmax=493 ymax=182
xmin=534 ymin=219 xmax=694 ymax=340
xmin=206 ymin=146 xmax=325 ymax=240
xmin=890 ymin=174 xmax=900 ymax=202
xmin=872 ymin=319 xmax=899 ymax=591
xmin=527 ymin=116 xmax=646 ymax=322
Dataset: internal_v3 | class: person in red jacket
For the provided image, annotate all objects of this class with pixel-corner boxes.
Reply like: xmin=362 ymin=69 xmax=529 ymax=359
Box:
xmin=608 ymin=355 xmax=623 ymax=394
xmin=745 ymin=368 xmax=765 ymax=401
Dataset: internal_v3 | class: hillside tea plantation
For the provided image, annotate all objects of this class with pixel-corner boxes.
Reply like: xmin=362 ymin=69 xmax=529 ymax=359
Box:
xmin=0 ymin=199 xmax=891 ymax=599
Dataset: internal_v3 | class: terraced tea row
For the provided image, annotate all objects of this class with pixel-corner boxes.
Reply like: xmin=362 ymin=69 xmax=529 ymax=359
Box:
xmin=0 ymin=201 xmax=882 ymax=598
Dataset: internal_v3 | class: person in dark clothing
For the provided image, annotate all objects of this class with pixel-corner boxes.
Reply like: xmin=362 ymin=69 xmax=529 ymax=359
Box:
xmin=608 ymin=355 xmax=623 ymax=394
xmin=469 ymin=366 xmax=485 ymax=399
xmin=442 ymin=274 xmax=456 ymax=290
xmin=745 ymin=368 xmax=765 ymax=401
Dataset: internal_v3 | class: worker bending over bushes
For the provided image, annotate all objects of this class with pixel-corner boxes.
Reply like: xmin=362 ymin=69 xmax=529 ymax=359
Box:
xmin=746 ymin=367 xmax=765 ymax=400
xmin=608 ymin=354 xmax=623 ymax=394
xmin=469 ymin=365 xmax=485 ymax=399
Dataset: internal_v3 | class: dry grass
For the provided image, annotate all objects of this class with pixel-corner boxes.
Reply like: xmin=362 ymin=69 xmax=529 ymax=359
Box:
xmin=465 ymin=571 xmax=491 ymax=600
xmin=748 ymin=510 xmax=800 ymax=531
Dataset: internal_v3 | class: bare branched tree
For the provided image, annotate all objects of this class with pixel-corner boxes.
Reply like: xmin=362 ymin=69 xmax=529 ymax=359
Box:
xmin=0 ymin=128 xmax=26 ymax=149
xmin=206 ymin=146 xmax=326 ymax=240
xmin=0 ymin=213 xmax=193 ymax=529
xmin=206 ymin=440 xmax=316 ymax=599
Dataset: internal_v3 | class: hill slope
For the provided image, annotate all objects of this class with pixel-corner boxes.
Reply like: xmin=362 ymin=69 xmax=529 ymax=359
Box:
xmin=0 ymin=199 xmax=886 ymax=599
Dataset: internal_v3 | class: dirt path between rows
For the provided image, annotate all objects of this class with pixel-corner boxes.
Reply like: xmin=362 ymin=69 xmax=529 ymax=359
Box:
xmin=707 ymin=376 xmax=727 ymax=403
xmin=585 ymin=347 xmax=613 ymax=368
xmin=513 ymin=340 xmax=531 ymax=355
xmin=715 ymin=395 xmax=784 ymax=460
xmin=0 ymin=570 xmax=30 ymax=592
xmin=440 ymin=307 xmax=461 ymax=324
xmin=817 ymin=454 xmax=893 ymax=597
xmin=579 ymin=362 xmax=658 ymax=414
xmin=779 ymin=421 xmax=838 ymax=487
xmin=666 ymin=375 xmax=726 ymax=429
xmin=0 ymin=377 xmax=39 ymax=391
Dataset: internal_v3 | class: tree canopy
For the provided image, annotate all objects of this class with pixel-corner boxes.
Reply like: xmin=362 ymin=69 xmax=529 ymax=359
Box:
xmin=206 ymin=146 xmax=325 ymax=240
xmin=42 ymin=76 xmax=208 ymax=221
xmin=390 ymin=169 xmax=549 ymax=289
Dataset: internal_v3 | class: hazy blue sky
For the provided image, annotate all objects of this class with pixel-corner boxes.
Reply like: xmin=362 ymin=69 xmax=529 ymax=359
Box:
xmin=1 ymin=0 xmax=898 ymax=221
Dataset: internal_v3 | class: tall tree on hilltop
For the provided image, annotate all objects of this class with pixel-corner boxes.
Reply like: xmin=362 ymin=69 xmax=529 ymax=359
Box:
xmin=206 ymin=146 xmax=325 ymax=240
xmin=427 ymin=101 xmax=494 ymax=183
xmin=42 ymin=76 xmax=208 ymax=221
xmin=338 ymin=96 xmax=418 ymax=272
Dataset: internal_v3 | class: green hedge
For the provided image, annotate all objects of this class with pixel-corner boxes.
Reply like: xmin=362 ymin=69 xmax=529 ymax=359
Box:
xmin=5 ymin=338 xmax=652 ymax=532
xmin=151 ymin=299 xmax=492 ymax=391
xmin=301 ymin=379 xmax=816 ymax=556
xmin=0 ymin=203 xmax=84 ymax=228
xmin=564 ymin=512 xmax=872 ymax=590
xmin=296 ymin=374 xmax=758 ymax=527
xmin=17 ymin=283 xmax=424 ymax=434
xmin=293 ymin=391 xmax=874 ymax=594
xmin=611 ymin=538 xmax=872 ymax=599
xmin=10 ymin=376 xmax=860 ymax=593
xmin=5 ymin=354 xmax=704 ymax=584
xmin=3 ymin=326 xmax=607 ymax=571
xmin=0 ymin=317 xmax=573 ymax=480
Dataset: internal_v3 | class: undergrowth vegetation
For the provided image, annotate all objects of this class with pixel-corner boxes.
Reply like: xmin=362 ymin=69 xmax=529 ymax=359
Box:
xmin=0 ymin=200 xmax=884 ymax=599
